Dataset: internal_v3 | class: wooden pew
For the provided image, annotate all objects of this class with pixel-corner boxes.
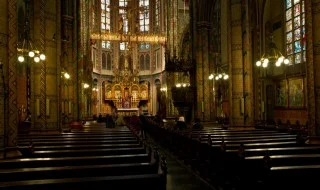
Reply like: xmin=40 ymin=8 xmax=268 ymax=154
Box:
xmin=29 ymin=147 xmax=147 ymax=158
xmin=13 ymin=120 xmax=168 ymax=187
xmin=25 ymin=143 xmax=142 ymax=151
xmin=0 ymin=174 xmax=166 ymax=190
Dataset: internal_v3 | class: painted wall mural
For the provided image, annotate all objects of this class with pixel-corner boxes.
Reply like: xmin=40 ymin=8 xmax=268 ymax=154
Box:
xmin=275 ymin=77 xmax=305 ymax=108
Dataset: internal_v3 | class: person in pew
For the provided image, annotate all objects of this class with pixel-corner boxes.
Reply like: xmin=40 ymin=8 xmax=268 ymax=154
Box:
xmin=97 ymin=113 xmax=104 ymax=123
xmin=192 ymin=118 xmax=203 ymax=129
xmin=175 ymin=116 xmax=187 ymax=130
xmin=105 ymin=114 xmax=115 ymax=128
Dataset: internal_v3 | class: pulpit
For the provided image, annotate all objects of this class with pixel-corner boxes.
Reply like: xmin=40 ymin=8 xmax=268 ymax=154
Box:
xmin=171 ymin=86 xmax=194 ymax=123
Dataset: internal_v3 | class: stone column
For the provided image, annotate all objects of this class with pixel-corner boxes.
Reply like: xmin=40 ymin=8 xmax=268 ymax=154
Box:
xmin=6 ymin=0 xmax=21 ymax=157
xmin=0 ymin=0 xmax=8 ymax=150
xmin=242 ymin=0 xmax=253 ymax=125
xmin=195 ymin=22 xmax=204 ymax=120
xmin=229 ymin=0 xmax=244 ymax=126
xmin=196 ymin=22 xmax=211 ymax=121
xmin=307 ymin=0 xmax=320 ymax=135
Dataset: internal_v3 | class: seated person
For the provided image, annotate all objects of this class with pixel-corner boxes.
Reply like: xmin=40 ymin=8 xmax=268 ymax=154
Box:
xmin=176 ymin=116 xmax=187 ymax=130
xmin=105 ymin=114 xmax=115 ymax=128
xmin=192 ymin=118 xmax=203 ymax=129
xmin=97 ymin=114 xmax=104 ymax=123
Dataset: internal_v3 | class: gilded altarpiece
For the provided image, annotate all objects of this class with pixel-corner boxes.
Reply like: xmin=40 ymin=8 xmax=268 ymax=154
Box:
xmin=104 ymin=82 xmax=149 ymax=110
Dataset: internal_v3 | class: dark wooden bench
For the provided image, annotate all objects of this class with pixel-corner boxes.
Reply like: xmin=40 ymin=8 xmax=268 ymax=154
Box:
xmin=226 ymin=146 xmax=320 ymax=157
xmin=29 ymin=147 xmax=146 ymax=158
xmin=0 ymin=162 xmax=159 ymax=182
xmin=0 ymin=154 xmax=151 ymax=169
xmin=23 ymin=143 xmax=142 ymax=151
xmin=0 ymin=173 xmax=166 ymax=190
xmin=18 ymin=139 xmax=139 ymax=146
xmin=18 ymin=136 xmax=136 ymax=143
xmin=18 ymin=133 xmax=134 ymax=139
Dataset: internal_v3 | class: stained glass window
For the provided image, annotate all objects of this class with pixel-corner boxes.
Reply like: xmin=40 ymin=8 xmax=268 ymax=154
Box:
xmin=139 ymin=0 xmax=150 ymax=32
xmin=120 ymin=42 xmax=128 ymax=51
xmin=102 ymin=41 xmax=111 ymax=49
xmin=119 ymin=0 xmax=128 ymax=34
xmin=285 ymin=0 xmax=305 ymax=64
xmin=286 ymin=0 xmax=292 ymax=9
xmin=101 ymin=0 xmax=110 ymax=31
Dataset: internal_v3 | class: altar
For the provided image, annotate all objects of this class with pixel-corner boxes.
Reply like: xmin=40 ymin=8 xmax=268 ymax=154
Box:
xmin=117 ymin=108 xmax=139 ymax=117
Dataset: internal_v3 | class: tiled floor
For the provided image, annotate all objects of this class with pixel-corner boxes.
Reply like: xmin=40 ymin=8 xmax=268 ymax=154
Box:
xmin=165 ymin=154 xmax=216 ymax=190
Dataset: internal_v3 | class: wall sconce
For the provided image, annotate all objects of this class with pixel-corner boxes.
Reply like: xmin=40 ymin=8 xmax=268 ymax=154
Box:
xmin=160 ymin=87 xmax=167 ymax=92
xmin=83 ymin=83 xmax=90 ymax=89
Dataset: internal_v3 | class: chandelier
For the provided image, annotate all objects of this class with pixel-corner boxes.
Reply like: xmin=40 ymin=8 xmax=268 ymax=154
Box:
xmin=209 ymin=73 xmax=229 ymax=81
xmin=208 ymin=66 xmax=229 ymax=81
xmin=17 ymin=37 xmax=46 ymax=63
xmin=256 ymin=40 xmax=290 ymax=68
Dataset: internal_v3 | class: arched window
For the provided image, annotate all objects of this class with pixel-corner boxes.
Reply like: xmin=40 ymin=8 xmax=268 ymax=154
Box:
xmin=119 ymin=54 xmax=125 ymax=70
xmin=127 ymin=55 xmax=132 ymax=70
xmin=107 ymin=53 xmax=111 ymax=70
xmin=285 ymin=0 xmax=305 ymax=64
xmin=140 ymin=55 xmax=145 ymax=70
xmin=145 ymin=54 xmax=150 ymax=70
xmin=139 ymin=0 xmax=149 ymax=32
xmin=102 ymin=41 xmax=111 ymax=49
xmin=102 ymin=53 xmax=107 ymax=69
xmin=101 ymin=0 xmax=111 ymax=31
xmin=119 ymin=0 xmax=128 ymax=34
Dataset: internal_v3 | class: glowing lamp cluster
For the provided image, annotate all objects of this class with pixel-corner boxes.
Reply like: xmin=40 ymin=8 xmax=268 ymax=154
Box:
xmin=92 ymin=88 xmax=99 ymax=92
xmin=160 ymin=87 xmax=167 ymax=92
xmin=256 ymin=56 xmax=290 ymax=68
xmin=18 ymin=50 xmax=46 ymax=63
xmin=208 ymin=73 xmax=229 ymax=81
xmin=256 ymin=41 xmax=290 ymax=68
xmin=175 ymin=83 xmax=190 ymax=88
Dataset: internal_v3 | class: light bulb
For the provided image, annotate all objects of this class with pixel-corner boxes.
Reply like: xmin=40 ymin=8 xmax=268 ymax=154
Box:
xmin=176 ymin=83 xmax=181 ymax=88
xmin=218 ymin=74 xmax=222 ymax=78
xmin=182 ymin=83 xmax=187 ymax=87
xmin=284 ymin=58 xmax=290 ymax=65
xmin=278 ymin=56 xmax=284 ymax=63
xmin=18 ymin=55 xmax=25 ymax=62
xmin=28 ymin=51 xmax=35 ymax=57
xmin=40 ymin=54 xmax=46 ymax=60
xmin=215 ymin=76 xmax=219 ymax=80
xmin=263 ymin=58 xmax=269 ymax=64
xmin=64 ymin=73 xmax=70 ymax=79
xmin=262 ymin=61 xmax=268 ymax=68
xmin=34 ymin=56 xmax=40 ymax=63
xmin=275 ymin=61 xmax=281 ymax=67
xmin=223 ymin=75 xmax=229 ymax=80
xmin=256 ymin=60 xmax=262 ymax=67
